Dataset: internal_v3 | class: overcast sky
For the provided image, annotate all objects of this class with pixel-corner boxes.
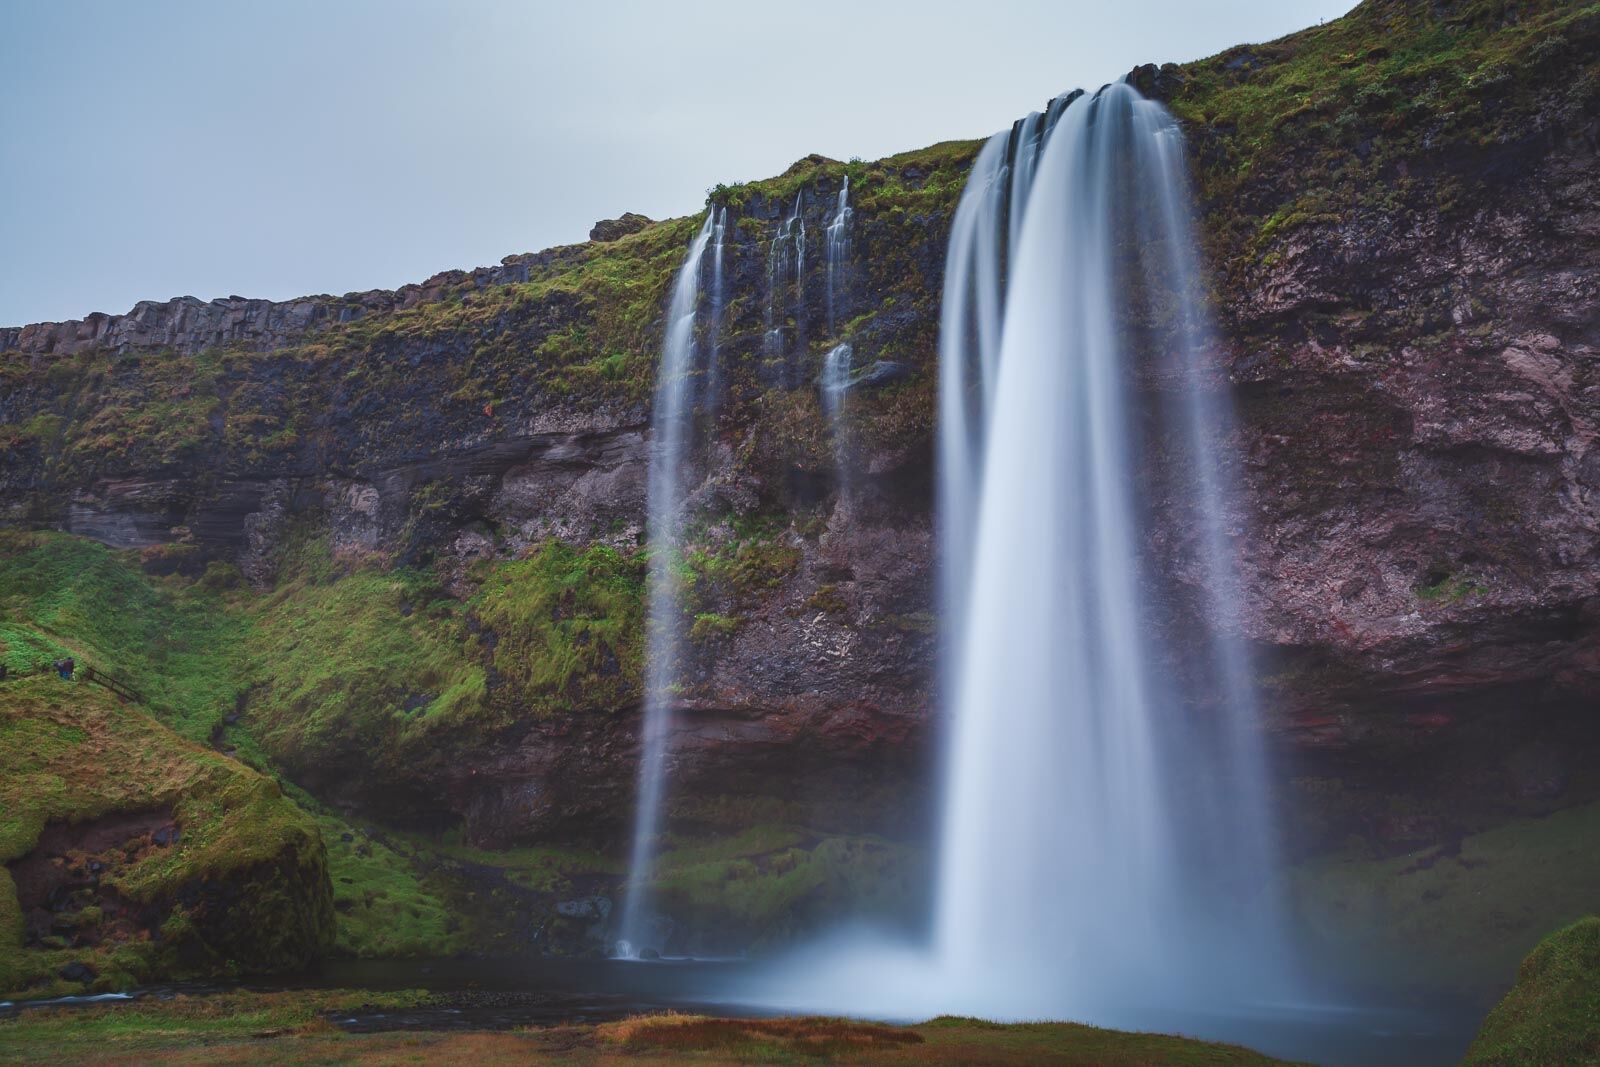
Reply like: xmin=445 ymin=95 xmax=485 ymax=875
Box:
xmin=0 ymin=0 xmax=1356 ymax=327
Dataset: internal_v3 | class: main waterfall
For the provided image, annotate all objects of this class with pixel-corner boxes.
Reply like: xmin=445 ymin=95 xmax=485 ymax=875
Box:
xmin=738 ymin=81 xmax=1295 ymax=1029
xmin=618 ymin=211 xmax=719 ymax=956
xmin=934 ymin=79 xmax=1290 ymax=1014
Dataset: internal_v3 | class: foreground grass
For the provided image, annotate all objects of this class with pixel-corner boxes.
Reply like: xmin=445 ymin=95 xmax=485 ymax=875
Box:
xmin=0 ymin=994 xmax=1300 ymax=1066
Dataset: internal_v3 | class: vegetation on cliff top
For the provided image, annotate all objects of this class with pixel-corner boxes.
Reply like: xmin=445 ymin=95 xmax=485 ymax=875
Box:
xmin=1165 ymin=0 xmax=1600 ymax=280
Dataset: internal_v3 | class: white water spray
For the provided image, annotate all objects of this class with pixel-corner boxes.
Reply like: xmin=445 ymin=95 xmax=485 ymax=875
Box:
xmin=706 ymin=207 xmax=728 ymax=418
xmin=825 ymin=176 xmax=853 ymax=335
xmin=742 ymin=83 xmax=1295 ymax=1028
xmin=821 ymin=342 xmax=854 ymax=505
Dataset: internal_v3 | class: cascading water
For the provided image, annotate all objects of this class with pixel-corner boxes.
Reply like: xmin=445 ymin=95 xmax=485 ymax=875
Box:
xmin=618 ymin=212 xmax=718 ymax=958
xmin=763 ymin=192 xmax=806 ymax=384
xmin=825 ymin=176 xmax=852 ymax=336
xmin=705 ymin=208 xmax=728 ymax=420
xmin=821 ymin=342 xmax=853 ymax=505
xmin=739 ymin=82 xmax=1296 ymax=1033
xmin=934 ymin=80 xmax=1291 ymax=1015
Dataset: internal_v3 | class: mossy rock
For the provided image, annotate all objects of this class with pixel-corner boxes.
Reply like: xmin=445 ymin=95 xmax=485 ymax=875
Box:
xmin=0 ymin=676 xmax=334 ymax=998
xmin=1463 ymin=917 xmax=1600 ymax=1067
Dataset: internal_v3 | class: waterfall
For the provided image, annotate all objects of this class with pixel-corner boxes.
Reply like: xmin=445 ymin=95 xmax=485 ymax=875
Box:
xmin=706 ymin=208 xmax=728 ymax=420
xmin=763 ymin=192 xmax=806 ymax=384
xmin=618 ymin=211 xmax=718 ymax=957
xmin=742 ymin=82 xmax=1295 ymax=1029
xmin=933 ymin=81 xmax=1293 ymax=1015
xmin=825 ymin=176 xmax=852 ymax=335
xmin=821 ymin=342 xmax=853 ymax=505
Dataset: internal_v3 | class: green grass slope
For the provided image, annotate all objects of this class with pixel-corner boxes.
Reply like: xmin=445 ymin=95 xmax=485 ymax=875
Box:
xmin=0 ymin=676 xmax=332 ymax=999
xmin=1464 ymin=917 xmax=1600 ymax=1066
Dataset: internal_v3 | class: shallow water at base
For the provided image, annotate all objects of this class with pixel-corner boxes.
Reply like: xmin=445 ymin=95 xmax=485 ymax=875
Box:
xmin=0 ymin=956 xmax=1491 ymax=1066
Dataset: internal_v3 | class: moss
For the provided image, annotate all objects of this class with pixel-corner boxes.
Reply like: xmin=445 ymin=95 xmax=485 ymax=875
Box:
xmin=313 ymin=813 xmax=465 ymax=958
xmin=0 ymin=676 xmax=333 ymax=998
xmin=473 ymin=540 xmax=646 ymax=715
xmin=0 ymin=531 xmax=247 ymax=742
xmin=0 ymin=870 xmax=21 ymax=995
xmin=1414 ymin=565 xmax=1487 ymax=603
xmin=1464 ymin=917 xmax=1600 ymax=1066
xmin=649 ymin=826 xmax=924 ymax=952
xmin=1165 ymin=0 xmax=1600 ymax=285
xmin=689 ymin=612 xmax=738 ymax=642
xmin=681 ymin=515 xmax=804 ymax=617
xmin=1292 ymin=801 xmax=1600 ymax=994
xmin=802 ymin=584 xmax=849 ymax=617
xmin=241 ymin=536 xmax=490 ymax=779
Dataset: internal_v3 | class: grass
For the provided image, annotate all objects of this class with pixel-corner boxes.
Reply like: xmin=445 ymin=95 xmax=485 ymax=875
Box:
xmin=0 ymin=994 xmax=1303 ymax=1065
xmin=1292 ymin=800 xmax=1600 ymax=994
xmin=0 ymin=531 xmax=247 ymax=742
xmin=472 ymin=540 xmax=645 ymax=716
xmin=1463 ymin=917 xmax=1600 ymax=1066
xmin=0 ymin=676 xmax=332 ymax=998
xmin=1166 ymin=0 xmax=1600 ymax=281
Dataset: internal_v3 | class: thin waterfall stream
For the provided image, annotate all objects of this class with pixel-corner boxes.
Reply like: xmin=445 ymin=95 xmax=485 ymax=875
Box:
xmin=617 ymin=212 xmax=718 ymax=958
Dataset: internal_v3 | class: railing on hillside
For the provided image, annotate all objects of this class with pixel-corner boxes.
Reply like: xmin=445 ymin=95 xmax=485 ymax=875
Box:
xmin=80 ymin=665 xmax=145 ymax=704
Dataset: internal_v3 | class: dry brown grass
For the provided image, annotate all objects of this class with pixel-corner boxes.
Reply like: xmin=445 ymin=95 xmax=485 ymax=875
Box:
xmin=597 ymin=1012 xmax=924 ymax=1055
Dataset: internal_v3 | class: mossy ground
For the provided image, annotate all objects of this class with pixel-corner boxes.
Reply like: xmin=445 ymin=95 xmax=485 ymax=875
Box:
xmin=650 ymin=826 xmax=924 ymax=953
xmin=0 ymin=531 xmax=911 ymax=974
xmin=0 ymin=994 xmax=1300 ymax=1065
xmin=1463 ymin=916 xmax=1600 ymax=1067
xmin=0 ymin=675 xmax=332 ymax=998
xmin=1291 ymin=800 xmax=1600 ymax=994
xmin=0 ymin=531 xmax=247 ymax=742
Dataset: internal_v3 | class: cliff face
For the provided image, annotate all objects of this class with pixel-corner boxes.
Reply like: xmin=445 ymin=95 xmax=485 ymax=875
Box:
xmin=2 ymin=0 xmax=1598 ymax=859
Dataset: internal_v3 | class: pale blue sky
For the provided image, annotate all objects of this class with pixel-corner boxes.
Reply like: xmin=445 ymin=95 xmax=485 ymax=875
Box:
xmin=0 ymin=0 xmax=1356 ymax=326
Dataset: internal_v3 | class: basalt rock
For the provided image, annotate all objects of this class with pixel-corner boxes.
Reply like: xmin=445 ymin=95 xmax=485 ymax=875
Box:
xmin=1 ymin=1 xmax=1597 ymax=858
xmin=589 ymin=213 xmax=654 ymax=242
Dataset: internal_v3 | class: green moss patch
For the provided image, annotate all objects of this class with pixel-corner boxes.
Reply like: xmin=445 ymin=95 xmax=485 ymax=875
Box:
xmin=0 ymin=531 xmax=246 ymax=742
xmin=0 ymin=676 xmax=332 ymax=998
xmin=473 ymin=540 xmax=645 ymax=715
xmin=649 ymin=825 xmax=924 ymax=952
xmin=1464 ymin=916 xmax=1600 ymax=1066
xmin=1293 ymin=801 xmax=1600 ymax=994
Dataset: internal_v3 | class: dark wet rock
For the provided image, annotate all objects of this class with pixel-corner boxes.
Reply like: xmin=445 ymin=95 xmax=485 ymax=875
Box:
xmin=56 ymin=961 xmax=95 ymax=983
xmin=1 ymin=3 xmax=1596 ymax=869
xmin=849 ymin=360 xmax=912 ymax=390
xmin=554 ymin=895 xmax=611 ymax=921
xmin=588 ymin=213 xmax=654 ymax=242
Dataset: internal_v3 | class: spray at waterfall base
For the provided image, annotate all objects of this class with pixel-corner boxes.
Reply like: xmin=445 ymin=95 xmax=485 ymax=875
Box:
xmin=691 ymin=82 xmax=1301 ymax=1022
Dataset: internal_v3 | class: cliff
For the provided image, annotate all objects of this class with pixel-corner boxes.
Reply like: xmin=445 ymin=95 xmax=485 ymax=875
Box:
xmin=2 ymin=0 xmax=1598 ymax=965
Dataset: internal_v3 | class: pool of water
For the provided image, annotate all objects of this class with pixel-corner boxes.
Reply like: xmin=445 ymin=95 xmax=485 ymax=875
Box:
xmin=0 ymin=955 xmax=1492 ymax=1066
